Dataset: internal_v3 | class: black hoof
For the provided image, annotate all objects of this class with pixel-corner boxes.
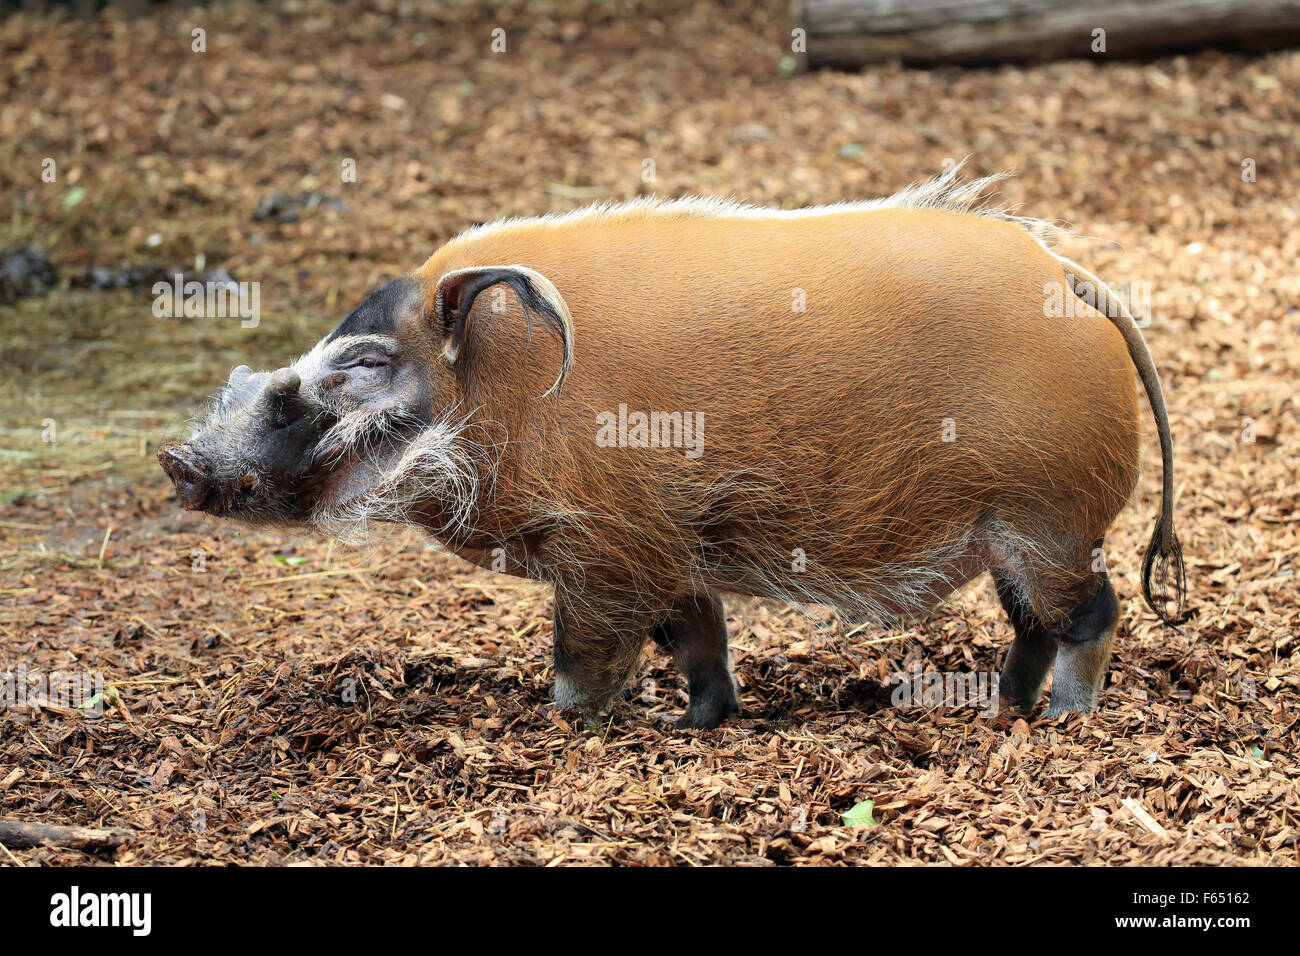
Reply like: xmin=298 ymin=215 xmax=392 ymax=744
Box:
xmin=676 ymin=691 xmax=739 ymax=730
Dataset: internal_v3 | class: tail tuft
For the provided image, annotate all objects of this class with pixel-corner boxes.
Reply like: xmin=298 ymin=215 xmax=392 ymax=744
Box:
xmin=1141 ymin=515 xmax=1189 ymax=626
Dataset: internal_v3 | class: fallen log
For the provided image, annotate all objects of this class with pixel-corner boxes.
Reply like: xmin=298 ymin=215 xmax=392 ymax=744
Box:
xmin=800 ymin=0 xmax=1300 ymax=68
xmin=0 ymin=820 xmax=135 ymax=850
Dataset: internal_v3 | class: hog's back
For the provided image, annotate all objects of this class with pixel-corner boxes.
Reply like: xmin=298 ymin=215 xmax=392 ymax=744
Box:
xmin=419 ymin=206 xmax=1140 ymax=595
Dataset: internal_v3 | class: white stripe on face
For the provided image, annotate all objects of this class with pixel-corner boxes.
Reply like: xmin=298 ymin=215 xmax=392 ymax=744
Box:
xmin=290 ymin=333 xmax=399 ymax=385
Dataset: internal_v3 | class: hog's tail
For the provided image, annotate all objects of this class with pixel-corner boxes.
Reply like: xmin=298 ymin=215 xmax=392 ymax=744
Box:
xmin=1055 ymin=254 xmax=1188 ymax=627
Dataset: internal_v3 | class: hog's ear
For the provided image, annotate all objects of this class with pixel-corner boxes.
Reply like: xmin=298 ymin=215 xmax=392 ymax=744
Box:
xmin=433 ymin=265 xmax=574 ymax=398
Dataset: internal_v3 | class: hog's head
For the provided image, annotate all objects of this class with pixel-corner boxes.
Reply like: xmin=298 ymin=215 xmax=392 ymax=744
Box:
xmin=157 ymin=268 xmax=572 ymax=540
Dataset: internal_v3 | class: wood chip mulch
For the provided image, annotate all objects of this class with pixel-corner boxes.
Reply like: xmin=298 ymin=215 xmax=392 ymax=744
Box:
xmin=0 ymin=1 xmax=1296 ymax=865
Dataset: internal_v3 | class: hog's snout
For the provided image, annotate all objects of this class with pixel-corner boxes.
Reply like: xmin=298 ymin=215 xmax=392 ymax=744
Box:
xmin=158 ymin=443 xmax=215 ymax=511
xmin=159 ymin=364 xmax=327 ymax=515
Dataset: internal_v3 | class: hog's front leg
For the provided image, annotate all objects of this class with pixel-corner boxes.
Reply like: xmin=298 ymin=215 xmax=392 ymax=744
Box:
xmin=551 ymin=597 xmax=649 ymax=723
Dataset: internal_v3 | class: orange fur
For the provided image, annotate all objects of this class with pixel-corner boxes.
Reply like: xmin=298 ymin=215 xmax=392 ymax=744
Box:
xmin=407 ymin=203 xmax=1145 ymax=645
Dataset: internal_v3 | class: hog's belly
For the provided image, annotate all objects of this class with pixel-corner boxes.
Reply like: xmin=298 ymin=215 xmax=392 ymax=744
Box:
xmin=703 ymin=531 xmax=989 ymax=623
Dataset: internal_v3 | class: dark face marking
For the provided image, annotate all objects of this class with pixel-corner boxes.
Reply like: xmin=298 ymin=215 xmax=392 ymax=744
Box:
xmin=326 ymin=277 xmax=419 ymax=341
xmin=158 ymin=275 xmax=440 ymax=525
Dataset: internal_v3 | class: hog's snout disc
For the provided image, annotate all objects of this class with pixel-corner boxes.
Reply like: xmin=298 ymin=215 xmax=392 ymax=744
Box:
xmin=157 ymin=443 xmax=213 ymax=511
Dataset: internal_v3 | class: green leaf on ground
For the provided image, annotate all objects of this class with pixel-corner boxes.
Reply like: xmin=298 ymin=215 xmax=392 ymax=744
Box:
xmin=842 ymin=800 xmax=878 ymax=828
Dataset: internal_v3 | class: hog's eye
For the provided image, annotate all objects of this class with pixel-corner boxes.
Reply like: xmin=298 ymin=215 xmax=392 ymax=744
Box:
xmin=342 ymin=355 xmax=388 ymax=370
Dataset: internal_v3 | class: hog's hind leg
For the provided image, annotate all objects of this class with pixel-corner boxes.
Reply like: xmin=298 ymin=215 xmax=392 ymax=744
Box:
xmin=1043 ymin=573 xmax=1119 ymax=718
xmin=994 ymin=575 xmax=1057 ymax=713
xmin=652 ymin=592 xmax=739 ymax=730
xmin=994 ymin=570 xmax=1120 ymax=718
